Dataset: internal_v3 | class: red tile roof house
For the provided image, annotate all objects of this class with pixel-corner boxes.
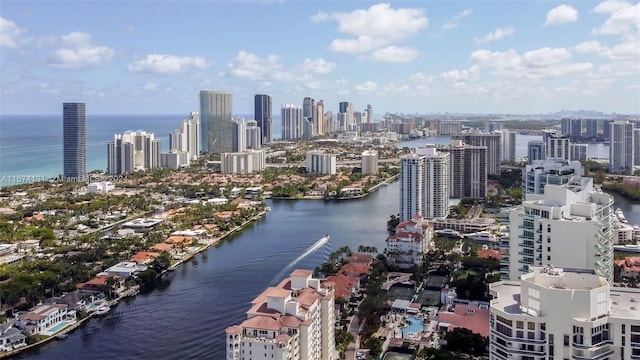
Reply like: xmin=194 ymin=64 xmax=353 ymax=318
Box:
xmin=616 ymin=256 xmax=640 ymax=279
xmin=437 ymin=303 xmax=490 ymax=337
xmin=345 ymin=253 xmax=373 ymax=265
xmin=324 ymin=274 xmax=360 ymax=300
xmin=339 ymin=263 xmax=372 ymax=278
xmin=477 ymin=249 xmax=500 ymax=260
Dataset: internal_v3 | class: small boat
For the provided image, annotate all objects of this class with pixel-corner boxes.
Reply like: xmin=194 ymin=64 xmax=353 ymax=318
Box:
xmin=615 ymin=208 xmax=628 ymax=223
xmin=56 ymin=333 xmax=69 ymax=339
xmin=95 ymin=306 xmax=110 ymax=316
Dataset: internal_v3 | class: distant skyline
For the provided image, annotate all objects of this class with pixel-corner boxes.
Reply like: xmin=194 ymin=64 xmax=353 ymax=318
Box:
xmin=1 ymin=1 xmax=639 ymax=115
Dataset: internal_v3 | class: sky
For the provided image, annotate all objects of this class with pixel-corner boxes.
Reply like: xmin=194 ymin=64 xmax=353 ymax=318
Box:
xmin=1 ymin=0 xmax=639 ymax=116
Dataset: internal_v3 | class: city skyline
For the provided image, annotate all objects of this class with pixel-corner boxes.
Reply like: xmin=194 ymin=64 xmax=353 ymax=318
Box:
xmin=1 ymin=1 xmax=639 ymax=116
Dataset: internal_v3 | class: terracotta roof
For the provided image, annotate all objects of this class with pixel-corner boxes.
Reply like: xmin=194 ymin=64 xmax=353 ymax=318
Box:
xmin=150 ymin=243 xmax=174 ymax=252
xmin=297 ymin=288 xmax=321 ymax=307
xmin=225 ymin=325 xmax=243 ymax=334
xmin=325 ymin=275 xmax=359 ymax=299
xmin=477 ymin=249 xmax=500 ymax=259
xmin=339 ymin=263 xmax=372 ymax=277
xmin=438 ymin=304 xmax=490 ymax=337
xmin=290 ymin=269 xmax=312 ymax=277
xmin=127 ymin=251 xmax=160 ymax=263
xmin=241 ymin=315 xmax=281 ymax=331
xmin=346 ymin=253 xmax=373 ymax=264
xmin=275 ymin=334 xmax=291 ymax=343
xmin=264 ymin=287 xmax=291 ymax=298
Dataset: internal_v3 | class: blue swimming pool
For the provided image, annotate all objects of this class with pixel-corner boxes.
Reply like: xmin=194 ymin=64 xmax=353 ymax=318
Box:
xmin=47 ymin=321 xmax=71 ymax=333
xmin=401 ymin=316 xmax=425 ymax=338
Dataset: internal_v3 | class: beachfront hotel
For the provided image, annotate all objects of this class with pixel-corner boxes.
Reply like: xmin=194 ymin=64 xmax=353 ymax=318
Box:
xmin=489 ymin=266 xmax=640 ymax=359
xmin=63 ymin=102 xmax=86 ymax=182
xmin=225 ymin=269 xmax=337 ymax=360
xmin=500 ymin=176 xmax=615 ymax=283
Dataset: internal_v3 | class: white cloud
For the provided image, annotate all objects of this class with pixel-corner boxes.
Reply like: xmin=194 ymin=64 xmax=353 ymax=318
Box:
xmin=38 ymin=83 xmax=60 ymax=95
xmin=575 ymin=40 xmax=640 ymax=60
xmin=313 ymin=3 xmax=428 ymax=54
xmin=300 ymin=58 xmax=336 ymax=74
xmin=0 ymin=17 xmax=26 ymax=48
xmin=128 ymin=54 xmax=208 ymax=74
xmin=574 ymin=40 xmax=607 ymax=53
xmin=544 ymin=5 xmax=578 ymax=26
xmin=48 ymin=32 xmax=114 ymax=68
xmin=522 ymin=47 xmax=572 ymax=67
xmin=475 ymin=27 xmax=515 ymax=43
xmin=355 ymin=81 xmax=378 ymax=93
xmin=143 ymin=83 xmax=158 ymax=91
xmin=591 ymin=1 xmax=640 ymax=36
xmin=362 ymin=46 xmax=419 ymax=63
xmin=226 ymin=51 xmax=335 ymax=82
xmin=440 ymin=68 xmax=479 ymax=82
xmin=443 ymin=8 xmax=472 ymax=30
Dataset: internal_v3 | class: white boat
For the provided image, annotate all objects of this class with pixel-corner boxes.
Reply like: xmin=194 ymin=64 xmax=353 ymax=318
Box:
xmin=466 ymin=231 xmax=498 ymax=243
xmin=56 ymin=333 xmax=69 ymax=339
xmin=95 ymin=306 xmax=110 ymax=316
xmin=615 ymin=208 xmax=628 ymax=223
xmin=614 ymin=244 xmax=640 ymax=253
xmin=435 ymin=229 xmax=462 ymax=239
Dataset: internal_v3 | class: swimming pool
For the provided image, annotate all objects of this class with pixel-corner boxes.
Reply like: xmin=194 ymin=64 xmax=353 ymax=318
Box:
xmin=47 ymin=320 xmax=71 ymax=333
xmin=401 ymin=316 xmax=425 ymax=338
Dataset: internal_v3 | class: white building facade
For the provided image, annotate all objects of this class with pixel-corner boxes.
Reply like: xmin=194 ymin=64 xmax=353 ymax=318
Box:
xmin=305 ymin=151 xmax=336 ymax=175
xmin=361 ymin=150 xmax=378 ymax=175
xmin=225 ymin=269 xmax=337 ymax=360
xmin=281 ymin=104 xmax=303 ymax=141
xmin=107 ymin=130 xmax=161 ymax=174
xmin=522 ymin=159 xmax=584 ymax=196
xmin=501 ymin=177 xmax=614 ymax=283
xmin=221 ymin=150 xmax=266 ymax=175
xmin=610 ymin=120 xmax=635 ymax=174
xmin=399 ymin=153 xmax=425 ymax=222
xmin=490 ymin=266 xmax=640 ymax=360
xmin=417 ymin=146 xmax=450 ymax=219
xmin=169 ymin=112 xmax=199 ymax=160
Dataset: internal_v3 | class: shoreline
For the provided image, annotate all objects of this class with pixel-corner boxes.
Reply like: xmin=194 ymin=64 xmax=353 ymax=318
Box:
xmin=0 ymin=207 xmax=269 ymax=359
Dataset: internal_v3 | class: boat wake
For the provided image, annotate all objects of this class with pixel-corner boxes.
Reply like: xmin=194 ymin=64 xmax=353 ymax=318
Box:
xmin=270 ymin=235 xmax=329 ymax=285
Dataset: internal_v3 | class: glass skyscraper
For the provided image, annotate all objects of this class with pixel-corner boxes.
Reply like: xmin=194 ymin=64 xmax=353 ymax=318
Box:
xmin=254 ymin=94 xmax=272 ymax=144
xmin=63 ymin=102 xmax=86 ymax=181
xmin=200 ymin=90 xmax=233 ymax=154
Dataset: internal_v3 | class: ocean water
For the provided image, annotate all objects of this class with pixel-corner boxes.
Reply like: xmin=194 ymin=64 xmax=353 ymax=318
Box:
xmin=0 ymin=114 xmax=283 ymax=187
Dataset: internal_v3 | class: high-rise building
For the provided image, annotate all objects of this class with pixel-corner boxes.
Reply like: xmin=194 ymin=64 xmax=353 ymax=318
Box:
xmin=225 ymin=269 xmax=337 ymax=360
xmin=560 ymin=118 xmax=571 ymax=135
xmin=634 ymin=128 xmax=640 ymax=166
xmin=490 ymin=266 xmax=640 ymax=360
xmin=438 ymin=140 xmax=487 ymax=199
xmin=451 ymin=130 xmax=501 ymax=175
xmin=500 ymin=130 xmax=517 ymax=162
xmin=609 ymin=120 xmax=635 ymax=174
xmin=570 ymin=143 xmax=589 ymax=162
xmin=232 ymin=119 xmax=247 ymax=153
xmin=485 ymin=121 xmax=503 ymax=132
xmin=546 ymin=131 xmax=570 ymax=160
xmin=366 ymin=104 xmax=373 ymax=124
xmin=399 ymin=153 xmax=425 ymax=222
xmin=338 ymin=102 xmax=353 ymax=131
xmin=245 ymin=120 xmax=261 ymax=150
xmin=220 ymin=150 xmax=265 ymax=175
xmin=200 ymin=90 xmax=232 ymax=154
xmin=254 ymin=94 xmax=272 ymax=144
xmin=527 ymin=140 xmax=546 ymax=164
xmin=281 ymin=104 xmax=303 ymax=140
xmin=500 ymin=176 xmax=614 ymax=282
xmin=361 ymin=150 xmax=378 ymax=175
xmin=521 ymin=159 xmax=583 ymax=196
xmin=438 ymin=121 xmax=462 ymax=135
xmin=416 ymin=146 xmax=450 ymax=219
xmin=315 ymin=100 xmax=325 ymax=136
xmin=63 ymin=102 xmax=86 ymax=181
xmin=585 ymin=118 xmax=598 ymax=138
xmin=305 ymin=150 xmax=336 ymax=175
xmin=602 ymin=119 xmax=614 ymax=140
xmin=107 ymin=131 xmax=160 ymax=174
xmin=160 ymin=151 xmax=189 ymax=170
xmin=570 ymin=118 xmax=583 ymax=139
xmin=169 ymin=112 xmax=199 ymax=160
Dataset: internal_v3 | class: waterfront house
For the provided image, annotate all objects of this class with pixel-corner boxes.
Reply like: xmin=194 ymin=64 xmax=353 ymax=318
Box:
xmin=437 ymin=303 xmax=490 ymax=337
xmin=127 ymin=251 xmax=160 ymax=265
xmin=0 ymin=320 xmax=26 ymax=352
xmin=102 ymin=262 xmax=148 ymax=279
xmin=149 ymin=242 xmax=177 ymax=257
xmin=324 ymin=274 xmax=360 ymax=300
xmin=615 ymin=256 xmax=640 ymax=279
xmin=17 ymin=304 xmax=69 ymax=335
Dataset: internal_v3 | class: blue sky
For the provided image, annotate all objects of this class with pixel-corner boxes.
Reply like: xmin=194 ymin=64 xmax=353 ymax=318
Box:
xmin=1 ymin=1 xmax=639 ymax=116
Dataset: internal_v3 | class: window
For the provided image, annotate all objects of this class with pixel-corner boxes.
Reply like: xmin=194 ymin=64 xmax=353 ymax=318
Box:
xmin=528 ymin=322 xmax=536 ymax=330
xmin=517 ymin=321 xmax=523 ymax=329
xmin=564 ymin=335 xmax=570 ymax=346
xmin=547 ymin=256 xmax=551 ymax=261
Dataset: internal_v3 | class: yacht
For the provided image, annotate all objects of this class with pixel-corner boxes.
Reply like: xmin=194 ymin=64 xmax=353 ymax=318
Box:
xmin=615 ymin=208 xmax=628 ymax=223
xmin=614 ymin=244 xmax=640 ymax=253
xmin=435 ymin=229 xmax=463 ymax=239
xmin=95 ymin=306 xmax=110 ymax=316
xmin=466 ymin=231 xmax=498 ymax=243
